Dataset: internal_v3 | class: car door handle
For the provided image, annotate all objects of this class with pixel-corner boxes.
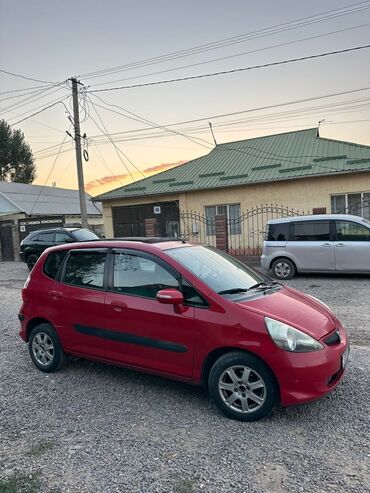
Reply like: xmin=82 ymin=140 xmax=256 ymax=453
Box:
xmin=336 ymin=243 xmax=345 ymax=247
xmin=50 ymin=290 xmax=63 ymax=300
xmin=321 ymin=243 xmax=332 ymax=247
xmin=110 ymin=300 xmax=127 ymax=312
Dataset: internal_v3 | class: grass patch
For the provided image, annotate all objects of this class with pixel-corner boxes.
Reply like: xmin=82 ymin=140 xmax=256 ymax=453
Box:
xmin=29 ymin=441 xmax=54 ymax=457
xmin=0 ymin=472 xmax=41 ymax=493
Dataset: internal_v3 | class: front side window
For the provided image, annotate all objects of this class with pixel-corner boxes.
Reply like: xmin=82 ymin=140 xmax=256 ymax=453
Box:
xmin=63 ymin=252 xmax=106 ymax=288
xmin=336 ymin=221 xmax=370 ymax=241
xmin=55 ymin=233 xmax=72 ymax=243
xmin=167 ymin=245 xmax=262 ymax=297
xmin=292 ymin=221 xmax=330 ymax=241
xmin=113 ymin=253 xmax=178 ymax=298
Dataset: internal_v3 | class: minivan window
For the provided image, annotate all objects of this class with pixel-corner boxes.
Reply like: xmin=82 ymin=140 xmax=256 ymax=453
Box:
xmin=292 ymin=221 xmax=330 ymax=241
xmin=43 ymin=251 xmax=67 ymax=279
xmin=267 ymin=223 xmax=290 ymax=241
xmin=63 ymin=252 xmax=106 ymax=288
xmin=336 ymin=221 xmax=370 ymax=241
xmin=166 ymin=246 xmax=262 ymax=296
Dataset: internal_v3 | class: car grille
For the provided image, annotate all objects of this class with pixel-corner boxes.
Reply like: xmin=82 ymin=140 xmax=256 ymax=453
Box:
xmin=324 ymin=330 xmax=341 ymax=346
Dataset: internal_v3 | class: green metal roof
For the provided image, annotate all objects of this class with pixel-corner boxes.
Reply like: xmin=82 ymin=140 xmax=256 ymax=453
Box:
xmin=93 ymin=128 xmax=370 ymax=201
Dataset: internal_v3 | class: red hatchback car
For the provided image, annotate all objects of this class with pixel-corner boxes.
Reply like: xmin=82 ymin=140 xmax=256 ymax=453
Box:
xmin=19 ymin=239 xmax=349 ymax=421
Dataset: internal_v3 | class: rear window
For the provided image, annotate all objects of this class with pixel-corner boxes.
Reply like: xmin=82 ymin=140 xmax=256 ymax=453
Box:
xmin=43 ymin=251 xmax=67 ymax=279
xmin=72 ymin=229 xmax=99 ymax=241
xmin=267 ymin=223 xmax=290 ymax=241
xmin=292 ymin=221 xmax=330 ymax=241
xmin=36 ymin=232 xmax=55 ymax=242
xmin=63 ymin=251 xmax=106 ymax=289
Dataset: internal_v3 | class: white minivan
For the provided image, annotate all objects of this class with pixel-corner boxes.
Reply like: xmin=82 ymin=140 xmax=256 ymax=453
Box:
xmin=261 ymin=214 xmax=370 ymax=279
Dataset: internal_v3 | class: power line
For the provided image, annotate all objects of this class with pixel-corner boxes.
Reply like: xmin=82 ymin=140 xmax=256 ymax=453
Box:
xmin=0 ymin=68 xmax=57 ymax=84
xmin=10 ymin=97 xmax=70 ymax=127
xmin=88 ymin=44 xmax=370 ymax=93
xmin=90 ymin=22 xmax=370 ymax=87
xmin=81 ymin=1 xmax=370 ymax=80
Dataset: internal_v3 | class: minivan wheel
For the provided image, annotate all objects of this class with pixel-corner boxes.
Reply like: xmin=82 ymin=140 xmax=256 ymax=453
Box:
xmin=271 ymin=258 xmax=296 ymax=280
xmin=26 ymin=254 xmax=39 ymax=271
xmin=28 ymin=323 xmax=66 ymax=373
xmin=208 ymin=352 xmax=279 ymax=421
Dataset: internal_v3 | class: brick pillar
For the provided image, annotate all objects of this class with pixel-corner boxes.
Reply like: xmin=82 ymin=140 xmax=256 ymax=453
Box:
xmin=145 ymin=218 xmax=158 ymax=237
xmin=215 ymin=214 xmax=228 ymax=252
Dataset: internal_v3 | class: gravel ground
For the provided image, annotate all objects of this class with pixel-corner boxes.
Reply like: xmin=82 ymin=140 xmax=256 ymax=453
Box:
xmin=0 ymin=261 xmax=369 ymax=493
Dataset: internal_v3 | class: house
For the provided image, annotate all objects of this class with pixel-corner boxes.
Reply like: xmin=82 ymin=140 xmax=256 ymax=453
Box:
xmin=92 ymin=128 xmax=370 ymax=253
xmin=0 ymin=182 xmax=103 ymax=261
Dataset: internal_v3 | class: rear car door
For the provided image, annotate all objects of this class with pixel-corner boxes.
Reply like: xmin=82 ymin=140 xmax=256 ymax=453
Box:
xmin=287 ymin=220 xmax=335 ymax=271
xmin=104 ymin=249 xmax=195 ymax=378
xmin=334 ymin=220 xmax=370 ymax=272
xmin=55 ymin=249 xmax=108 ymax=358
xmin=33 ymin=231 xmax=56 ymax=255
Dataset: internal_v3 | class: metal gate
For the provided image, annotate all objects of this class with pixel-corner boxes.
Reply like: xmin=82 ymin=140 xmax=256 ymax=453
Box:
xmin=0 ymin=223 xmax=14 ymax=261
xmin=180 ymin=204 xmax=307 ymax=255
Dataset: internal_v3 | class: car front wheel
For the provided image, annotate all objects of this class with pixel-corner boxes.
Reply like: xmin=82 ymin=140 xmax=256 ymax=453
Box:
xmin=208 ymin=352 xmax=279 ymax=421
xmin=28 ymin=323 xmax=66 ymax=372
xmin=271 ymin=258 xmax=296 ymax=280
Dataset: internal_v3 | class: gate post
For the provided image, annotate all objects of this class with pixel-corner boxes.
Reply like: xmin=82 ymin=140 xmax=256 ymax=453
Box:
xmin=145 ymin=218 xmax=158 ymax=237
xmin=215 ymin=214 xmax=228 ymax=252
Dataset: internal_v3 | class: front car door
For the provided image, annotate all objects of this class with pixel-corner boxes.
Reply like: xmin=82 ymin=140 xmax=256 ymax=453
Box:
xmin=55 ymin=248 xmax=108 ymax=358
xmin=287 ymin=220 xmax=335 ymax=271
xmin=104 ymin=249 xmax=196 ymax=379
xmin=334 ymin=220 xmax=370 ymax=272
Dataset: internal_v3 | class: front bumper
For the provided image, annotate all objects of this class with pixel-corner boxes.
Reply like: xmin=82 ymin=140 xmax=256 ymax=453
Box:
xmin=267 ymin=324 xmax=349 ymax=406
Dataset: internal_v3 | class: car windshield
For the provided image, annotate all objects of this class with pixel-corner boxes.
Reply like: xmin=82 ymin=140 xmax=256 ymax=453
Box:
xmin=166 ymin=245 xmax=268 ymax=297
xmin=72 ymin=229 xmax=99 ymax=241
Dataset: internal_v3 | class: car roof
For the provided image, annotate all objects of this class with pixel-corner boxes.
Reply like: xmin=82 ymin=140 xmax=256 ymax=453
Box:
xmin=45 ymin=238 xmax=193 ymax=253
xmin=29 ymin=227 xmax=81 ymax=235
xmin=267 ymin=214 xmax=366 ymax=224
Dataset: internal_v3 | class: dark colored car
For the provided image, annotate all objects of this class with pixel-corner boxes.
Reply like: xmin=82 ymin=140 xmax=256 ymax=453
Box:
xmin=19 ymin=228 xmax=99 ymax=270
xmin=19 ymin=239 xmax=349 ymax=421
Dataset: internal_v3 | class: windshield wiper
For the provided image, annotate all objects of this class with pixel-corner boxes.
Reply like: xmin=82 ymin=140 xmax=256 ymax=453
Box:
xmin=217 ymin=287 xmax=249 ymax=295
xmin=248 ymin=281 xmax=280 ymax=290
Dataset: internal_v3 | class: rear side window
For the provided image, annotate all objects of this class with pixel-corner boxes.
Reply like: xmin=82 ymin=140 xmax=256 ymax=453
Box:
xmin=37 ymin=232 xmax=55 ymax=242
xmin=292 ymin=221 xmax=330 ymax=241
xmin=336 ymin=221 xmax=370 ymax=241
xmin=267 ymin=223 xmax=290 ymax=241
xmin=43 ymin=251 xmax=67 ymax=279
xmin=63 ymin=252 xmax=106 ymax=289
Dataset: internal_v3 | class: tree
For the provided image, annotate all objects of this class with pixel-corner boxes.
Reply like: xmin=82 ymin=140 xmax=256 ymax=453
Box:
xmin=0 ymin=119 xmax=36 ymax=183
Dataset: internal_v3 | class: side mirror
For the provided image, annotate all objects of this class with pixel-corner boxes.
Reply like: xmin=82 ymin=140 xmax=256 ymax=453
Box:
xmin=156 ymin=289 xmax=186 ymax=313
xmin=64 ymin=238 xmax=74 ymax=243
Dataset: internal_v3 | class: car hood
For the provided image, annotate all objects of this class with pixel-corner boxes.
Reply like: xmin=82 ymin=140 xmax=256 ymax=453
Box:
xmin=236 ymin=286 xmax=337 ymax=339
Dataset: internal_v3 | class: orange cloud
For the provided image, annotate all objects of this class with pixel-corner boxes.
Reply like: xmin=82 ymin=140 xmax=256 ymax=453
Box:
xmin=85 ymin=160 xmax=186 ymax=194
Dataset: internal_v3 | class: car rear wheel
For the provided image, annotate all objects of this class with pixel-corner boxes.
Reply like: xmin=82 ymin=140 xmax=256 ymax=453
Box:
xmin=208 ymin=352 xmax=279 ymax=421
xmin=26 ymin=254 xmax=39 ymax=271
xmin=271 ymin=258 xmax=296 ymax=280
xmin=28 ymin=323 xmax=66 ymax=373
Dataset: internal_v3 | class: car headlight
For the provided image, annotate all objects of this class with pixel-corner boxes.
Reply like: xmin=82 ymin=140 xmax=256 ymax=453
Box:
xmin=265 ymin=317 xmax=324 ymax=352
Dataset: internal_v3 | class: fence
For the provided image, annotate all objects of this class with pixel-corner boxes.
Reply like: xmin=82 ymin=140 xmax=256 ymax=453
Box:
xmin=180 ymin=204 xmax=308 ymax=256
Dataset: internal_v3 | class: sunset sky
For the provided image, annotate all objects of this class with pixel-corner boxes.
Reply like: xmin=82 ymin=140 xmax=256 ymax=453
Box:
xmin=1 ymin=0 xmax=370 ymax=196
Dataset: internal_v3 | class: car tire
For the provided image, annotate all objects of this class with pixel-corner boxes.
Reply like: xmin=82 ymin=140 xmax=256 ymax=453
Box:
xmin=28 ymin=323 xmax=66 ymax=373
xmin=26 ymin=254 xmax=39 ymax=271
xmin=271 ymin=258 xmax=296 ymax=280
xmin=208 ymin=352 xmax=279 ymax=421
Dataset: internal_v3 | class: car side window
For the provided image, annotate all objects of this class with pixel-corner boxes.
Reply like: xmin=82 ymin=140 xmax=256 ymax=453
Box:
xmin=63 ymin=252 xmax=106 ymax=289
xmin=55 ymin=232 xmax=72 ymax=243
xmin=113 ymin=253 xmax=178 ymax=298
xmin=336 ymin=221 xmax=370 ymax=241
xmin=267 ymin=223 xmax=290 ymax=241
xmin=37 ymin=232 xmax=55 ymax=242
xmin=43 ymin=251 xmax=68 ymax=279
xmin=292 ymin=221 xmax=330 ymax=241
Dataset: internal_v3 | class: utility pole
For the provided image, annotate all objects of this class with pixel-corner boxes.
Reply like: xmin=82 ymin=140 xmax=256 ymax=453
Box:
xmin=70 ymin=77 xmax=88 ymax=229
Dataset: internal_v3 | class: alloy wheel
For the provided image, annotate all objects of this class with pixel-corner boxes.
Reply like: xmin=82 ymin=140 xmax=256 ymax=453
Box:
xmin=274 ymin=261 xmax=291 ymax=279
xmin=32 ymin=332 xmax=55 ymax=366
